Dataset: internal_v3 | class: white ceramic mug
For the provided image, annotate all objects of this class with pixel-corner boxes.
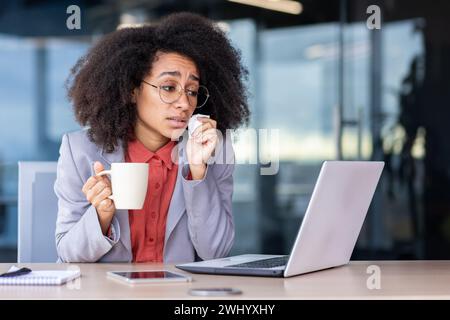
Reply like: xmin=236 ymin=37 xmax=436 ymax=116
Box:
xmin=96 ymin=163 xmax=149 ymax=210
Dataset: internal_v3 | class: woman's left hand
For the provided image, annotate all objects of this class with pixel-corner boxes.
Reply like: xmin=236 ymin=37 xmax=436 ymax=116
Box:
xmin=186 ymin=117 xmax=218 ymax=180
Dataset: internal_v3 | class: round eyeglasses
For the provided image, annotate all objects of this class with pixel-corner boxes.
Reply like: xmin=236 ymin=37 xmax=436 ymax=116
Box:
xmin=142 ymin=79 xmax=209 ymax=109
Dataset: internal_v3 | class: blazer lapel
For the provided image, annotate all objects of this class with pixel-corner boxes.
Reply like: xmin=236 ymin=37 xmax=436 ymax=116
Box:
xmin=100 ymin=143 xmax=125 ymax=165
xmin=115 ymin=209 xmax=132 ymax=256
xmin=99 ymin=143 xmax=133 ymax=256
xmin=165 ymin=139 xmax=188 ymax=245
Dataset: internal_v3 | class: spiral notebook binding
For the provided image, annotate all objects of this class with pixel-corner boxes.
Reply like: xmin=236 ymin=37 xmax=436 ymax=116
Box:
xmin=0 ymin=276 xmax=61 ymax=285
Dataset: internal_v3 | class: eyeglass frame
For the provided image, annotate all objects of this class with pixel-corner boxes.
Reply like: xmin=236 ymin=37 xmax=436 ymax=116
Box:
xmin=141 ymin=79 xmax=210 ymax=109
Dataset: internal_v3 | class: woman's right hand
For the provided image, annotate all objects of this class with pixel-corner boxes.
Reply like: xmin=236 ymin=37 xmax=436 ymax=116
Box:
xmin=81 ymin=161 xmax=116 ymax=235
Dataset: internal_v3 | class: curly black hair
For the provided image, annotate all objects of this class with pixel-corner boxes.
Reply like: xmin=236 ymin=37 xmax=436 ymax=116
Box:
xmin=66 ymin=12 xmax=250 ymax=153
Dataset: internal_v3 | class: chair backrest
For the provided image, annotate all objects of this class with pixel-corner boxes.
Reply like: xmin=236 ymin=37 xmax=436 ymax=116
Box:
xmin=17 ymin=162 xmax=58 ymax=263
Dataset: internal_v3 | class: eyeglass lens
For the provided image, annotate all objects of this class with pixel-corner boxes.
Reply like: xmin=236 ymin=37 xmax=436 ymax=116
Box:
xmin=159 ymin=80 xmax=208 ymax=108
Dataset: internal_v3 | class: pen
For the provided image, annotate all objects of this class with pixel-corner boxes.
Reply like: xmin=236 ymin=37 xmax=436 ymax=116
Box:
xmin=0 ymin=267 xmax=32 ymax=278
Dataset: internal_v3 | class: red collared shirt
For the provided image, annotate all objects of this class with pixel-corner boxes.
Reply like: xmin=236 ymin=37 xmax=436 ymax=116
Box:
xmin=125 ymin=139 xmax=179 ymax=263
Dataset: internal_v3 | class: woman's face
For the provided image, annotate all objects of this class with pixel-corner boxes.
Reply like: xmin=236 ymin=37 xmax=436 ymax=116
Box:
xmin=133 ymin=52 xmax=200 ymax=142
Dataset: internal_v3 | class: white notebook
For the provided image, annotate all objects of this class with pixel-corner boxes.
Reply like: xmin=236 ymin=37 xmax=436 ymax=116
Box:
xmin=0 ymin=266 xmax=81 ymax=286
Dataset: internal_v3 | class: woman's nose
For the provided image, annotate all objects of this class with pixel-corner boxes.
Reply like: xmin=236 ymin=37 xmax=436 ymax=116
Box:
xmin=174 ymin=90 xmax=191 ymax=109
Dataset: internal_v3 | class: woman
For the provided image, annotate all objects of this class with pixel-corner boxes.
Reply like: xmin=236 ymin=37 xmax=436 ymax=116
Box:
xmin=54 ymin=12 xmax=249 ymax=263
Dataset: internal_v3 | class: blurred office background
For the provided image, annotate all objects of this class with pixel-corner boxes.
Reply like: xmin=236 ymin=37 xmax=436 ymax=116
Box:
xmin=1 ymin=0 xmax=449 ymax=262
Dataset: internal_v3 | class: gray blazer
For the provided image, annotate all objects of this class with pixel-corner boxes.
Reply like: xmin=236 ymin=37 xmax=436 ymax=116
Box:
xmin=54 ymin=129 xmax=235 ymax=263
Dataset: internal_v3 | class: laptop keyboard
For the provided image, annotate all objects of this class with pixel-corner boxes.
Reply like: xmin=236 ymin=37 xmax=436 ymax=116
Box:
xmin=227 ymin=256 xmax=289 ymax=269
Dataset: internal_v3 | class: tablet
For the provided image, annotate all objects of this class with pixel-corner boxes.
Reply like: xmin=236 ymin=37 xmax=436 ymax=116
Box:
xmin=107 ymin=270 xmax=192 ymax=284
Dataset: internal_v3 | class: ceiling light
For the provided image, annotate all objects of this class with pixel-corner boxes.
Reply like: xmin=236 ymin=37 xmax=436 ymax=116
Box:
xmin=228 ymin=0 xmax=303 ymax=15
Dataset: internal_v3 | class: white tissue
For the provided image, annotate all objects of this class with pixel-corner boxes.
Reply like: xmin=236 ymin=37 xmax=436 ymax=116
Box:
xmin=188 ymin=114 xmax=210 ymax=137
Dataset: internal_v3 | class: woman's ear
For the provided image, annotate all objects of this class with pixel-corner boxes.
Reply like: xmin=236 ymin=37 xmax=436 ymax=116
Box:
xmin=131 ymin=87 xmax=139 ymax=104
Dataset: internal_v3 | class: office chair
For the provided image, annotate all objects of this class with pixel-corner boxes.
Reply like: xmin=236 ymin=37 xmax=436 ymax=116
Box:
xmin=17 ymin=162 xmax=58 ymax=263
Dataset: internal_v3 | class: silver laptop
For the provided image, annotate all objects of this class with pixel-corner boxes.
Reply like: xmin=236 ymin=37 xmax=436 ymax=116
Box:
xmin=176 ymin=161 xmax=384 ymax=278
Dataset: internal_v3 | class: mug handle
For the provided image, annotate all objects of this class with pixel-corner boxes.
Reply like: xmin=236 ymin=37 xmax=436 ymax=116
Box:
xmin=96 ymin=170 xmax=114 ymax=200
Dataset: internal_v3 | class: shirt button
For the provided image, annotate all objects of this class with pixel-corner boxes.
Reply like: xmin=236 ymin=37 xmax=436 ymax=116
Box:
xmin=155 ymin=182 xmax=160 ymax=189
xmin=151 ymin=211 xmax=156 ymax=218
xmin=149 ymin=238 xmax=154 ymax=242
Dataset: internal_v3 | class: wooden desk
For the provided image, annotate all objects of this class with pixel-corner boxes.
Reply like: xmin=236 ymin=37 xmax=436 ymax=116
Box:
xmin=0 ymin=261 xmax=449 ymax=299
